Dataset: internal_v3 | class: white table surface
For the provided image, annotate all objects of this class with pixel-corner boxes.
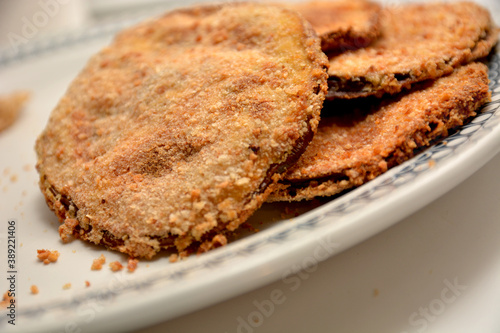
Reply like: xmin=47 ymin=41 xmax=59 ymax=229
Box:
xmin=1 ymin=1 xmax=499 ymax=332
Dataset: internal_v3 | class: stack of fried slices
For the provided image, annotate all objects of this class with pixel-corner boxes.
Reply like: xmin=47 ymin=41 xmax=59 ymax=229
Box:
xmin=36 ymin=1 xmax=499 ymax=259
xmin=270 ymin=0 xmax=498 ymax=201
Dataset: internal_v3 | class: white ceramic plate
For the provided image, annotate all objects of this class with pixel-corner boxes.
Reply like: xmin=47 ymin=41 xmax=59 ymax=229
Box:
xmin=1 ymin=6 xmax=500 ymax=333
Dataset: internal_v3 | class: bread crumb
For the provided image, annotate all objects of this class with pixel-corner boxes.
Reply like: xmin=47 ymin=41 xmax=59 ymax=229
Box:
xmin=37 ymin=249 xmax=60 ymax=264
xmin=85 ymin=280 xmax=91 ymax=287
xmin=127 ymin=258 xmax=139 ymax=273
xmin=109 ymin=261 xmax=123 ymax=272
xmin=62 ymin=283 xmax=71 ymax=290
xmin=169 ymin=254 xmax=179 ymax=263
xmin=59 ymin=218 xmax=79 ymax=243
xmin=0 ymin=291 xmax=14 ymax=308
xmin=0 ymin=91 xmax=30 ymax=132
xmin=91 ymin=254 xmax=106 ymax=270
xmin=30 ymin=285 xmax=39 ymax=295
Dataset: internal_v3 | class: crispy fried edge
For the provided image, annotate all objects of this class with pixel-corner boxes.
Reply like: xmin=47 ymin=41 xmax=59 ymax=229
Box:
xmin=269 ymin=64 xmax=491 ymax=202
xmin=318 ymin=1 xmax=381 ymax=52
xmin=326 ymin=7 xmax=499 ymax=99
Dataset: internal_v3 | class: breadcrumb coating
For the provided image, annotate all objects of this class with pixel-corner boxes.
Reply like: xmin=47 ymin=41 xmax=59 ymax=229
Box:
xmin=35 ymin=3 xmax=328 ymax=258
xmin=289 ymin=0 xmax=381 ymax=52
xmin=269 ymin=63 xmax=491 ymax=201
xmin=327 ymin=1 xmax=498 ymax=99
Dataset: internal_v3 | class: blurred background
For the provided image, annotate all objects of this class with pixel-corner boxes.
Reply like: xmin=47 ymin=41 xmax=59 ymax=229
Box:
xmin=1 ymin=0 xmax=499 ymax=51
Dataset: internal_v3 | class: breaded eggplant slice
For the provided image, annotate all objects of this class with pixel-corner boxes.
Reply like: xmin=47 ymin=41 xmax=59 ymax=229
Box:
xmin=327 ymin=1 xmax=498 ymax=99
xmin=269 ymin=63 xmax=490 ymax=202
xmin=35 ymin=3 xmax=328 ymax=258
xmin=288 ymin=0 xmax=381 ymax=52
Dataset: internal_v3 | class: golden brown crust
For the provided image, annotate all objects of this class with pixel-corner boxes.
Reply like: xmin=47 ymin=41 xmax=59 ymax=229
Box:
xmin=269 ymin=63 xmax=491 ymax=202
xmin=287 ymin=0 xmax=381 ymax=52
xmin=35 ymin=3 xmax=328 ymax=258
xmin=327 ymin=1 xmax=498 ymax=99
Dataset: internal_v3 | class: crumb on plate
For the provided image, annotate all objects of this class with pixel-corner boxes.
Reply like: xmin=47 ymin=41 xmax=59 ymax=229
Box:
xmin=37 ymin=249 xmax=60 ymax=264
xmin=91 ymin=254 xmax=106 ymax=270
xmin=127 ymin=258 xmax=138 ymax=273
xmin=0 ymin=291 xmax=14 ymax=308
xmin=0 ymin=91 xmax=30 ymax=133
xmin=109 ymin=261 xmax=123 ymax=272
xmin=30 ymin=285 xmax=39 ymax=295
xmin=169 ymin=254 xmax=178 ymax=263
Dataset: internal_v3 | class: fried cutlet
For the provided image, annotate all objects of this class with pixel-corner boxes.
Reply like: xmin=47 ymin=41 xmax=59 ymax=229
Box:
xmin=268 ymin=63 xmax=491 ymax=202
xmin=35 ymin=3 xmax=328 ymax=258
xmin=327 ymin=1 xmax=498 ymax=99
xmin=287 ymin=0 xmax=381 ymax=52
